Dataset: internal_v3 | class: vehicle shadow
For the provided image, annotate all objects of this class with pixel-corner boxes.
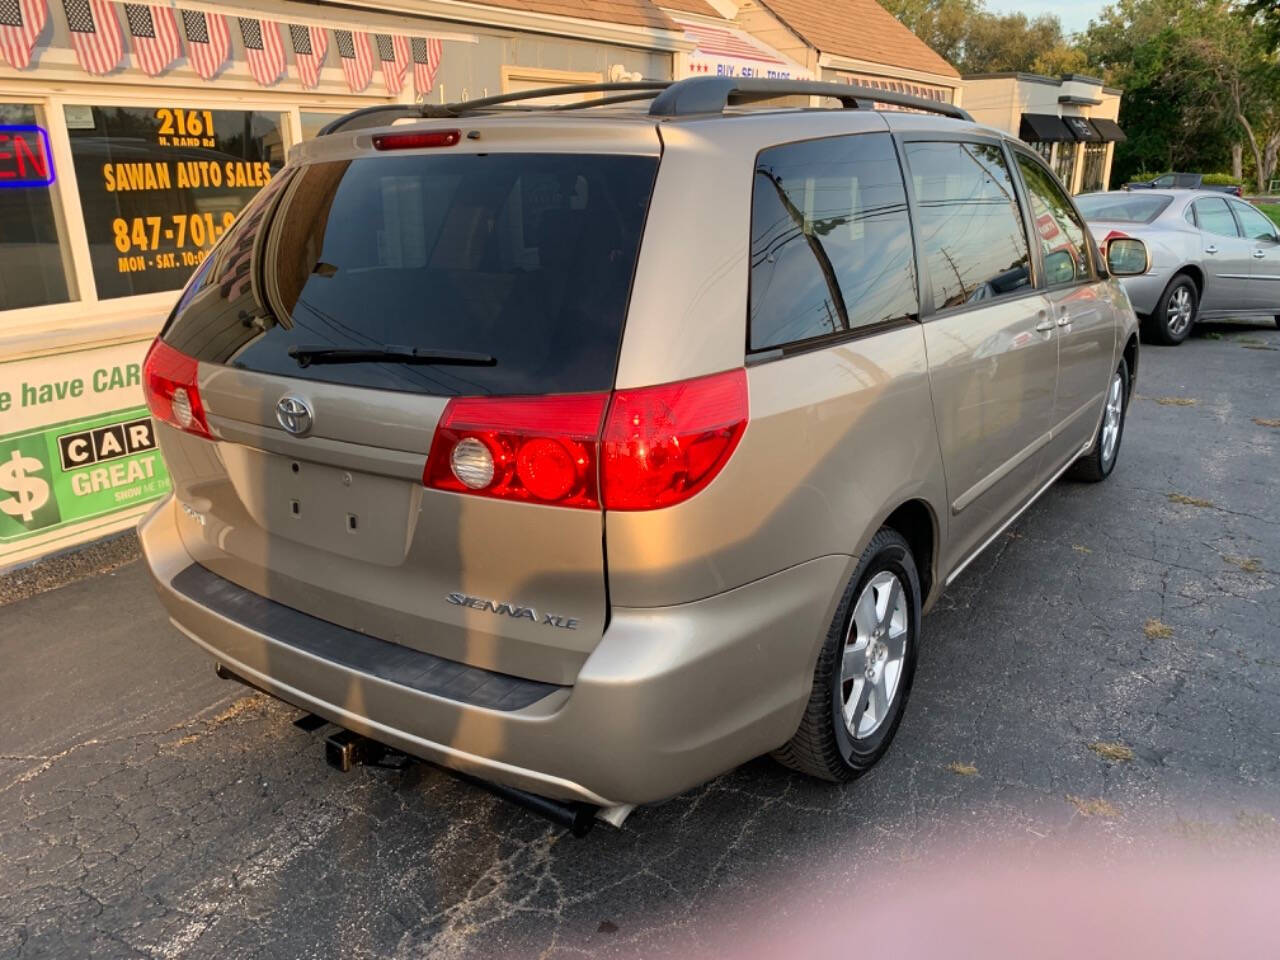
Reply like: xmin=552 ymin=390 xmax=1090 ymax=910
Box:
xmin=1189 ymin=317 xmax=1279 ymax=339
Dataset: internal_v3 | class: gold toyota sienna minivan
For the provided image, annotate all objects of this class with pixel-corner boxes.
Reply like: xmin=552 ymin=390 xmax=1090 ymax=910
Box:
xmin=139 ymin=78 xmax=1148 ymax=812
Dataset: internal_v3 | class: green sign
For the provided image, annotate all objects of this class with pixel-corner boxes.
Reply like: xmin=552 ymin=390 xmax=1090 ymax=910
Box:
xmin=0 ymin=406 xmax=171 ymax=543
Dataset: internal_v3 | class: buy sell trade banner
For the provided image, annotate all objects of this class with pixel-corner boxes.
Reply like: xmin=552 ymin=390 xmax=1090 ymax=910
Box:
xmin=0 ymin=340 xmax=171 ymax=561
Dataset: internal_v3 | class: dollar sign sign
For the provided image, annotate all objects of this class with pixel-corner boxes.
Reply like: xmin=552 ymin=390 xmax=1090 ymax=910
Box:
xmin=0 ymin=449 xmax=51 ymax=523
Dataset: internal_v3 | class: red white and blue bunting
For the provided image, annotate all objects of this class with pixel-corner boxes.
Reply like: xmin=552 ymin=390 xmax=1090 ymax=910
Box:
xmin=1 ymin=0 xmax=445 ymax=95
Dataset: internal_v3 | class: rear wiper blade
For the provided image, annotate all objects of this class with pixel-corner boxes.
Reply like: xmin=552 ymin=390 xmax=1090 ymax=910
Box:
xmin=287 ymin=344 xmax=497 ymax=368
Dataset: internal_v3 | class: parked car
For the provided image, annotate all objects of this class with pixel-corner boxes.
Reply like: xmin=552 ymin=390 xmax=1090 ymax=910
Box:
xmin=1125 ymin=172 xmax=1243 ymax=197
xmin=138 ymin=78 xmax=1146 ymax=815
xmin=1077 ymin=190 xmax=1280 ymax=344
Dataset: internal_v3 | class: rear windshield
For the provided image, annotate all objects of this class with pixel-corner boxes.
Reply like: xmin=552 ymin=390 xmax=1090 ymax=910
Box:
xmin=163 ymin=153 xmax=658 ymax=396
xmin=1075 ymin=193 xmax=1172 ymax=224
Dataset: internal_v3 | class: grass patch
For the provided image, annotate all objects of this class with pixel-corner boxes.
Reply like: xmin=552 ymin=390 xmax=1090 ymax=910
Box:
xmin=1224 ymin=555 xmax=1263 ymax=573
xmin=1152 ymin=396 xmax=1198 ymax=406
xmin=1255 ymin=417 xmax=1280 ymax=428
xmin=946 ymin=761 xmax=978 ymax=776
xmin=1203 ymin=331 xmax=1224 ymax=340
xmin=1072 ymin=544 xmax=1092 ymax=554
xmin=1261 ymin=204 xmax=1280 ymax=229
xmin=1144 ymin=618 xmax=1174 ymax=639
xmin=1088 ymin=741 xmax=1135 ymax=762
xmin=1167 ymin=492 xmax=1215 ymax=508
xmin=1066 ymin=795 xmax=1120 ymax=818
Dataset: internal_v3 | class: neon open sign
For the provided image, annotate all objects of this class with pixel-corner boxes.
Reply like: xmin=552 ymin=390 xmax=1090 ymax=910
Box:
xmin=0 ymin=126 xmax=55 ymax=188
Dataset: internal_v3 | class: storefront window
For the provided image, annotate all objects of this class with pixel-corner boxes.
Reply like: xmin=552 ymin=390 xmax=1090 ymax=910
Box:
xmin=1 ymin=104 xmax=75 ymax=312
xmin=1052 ymin=140 xmax=1078 ymax=191
xmin=64 ymin=105 xmax=286 ymax=300
xmin=1080 ymin=142 xmax=1108 ymax=193
xmin=300 ymin=111 xmax=347 ymax=140
xmin=1031 ymin=140 xmax=1053 ymax=163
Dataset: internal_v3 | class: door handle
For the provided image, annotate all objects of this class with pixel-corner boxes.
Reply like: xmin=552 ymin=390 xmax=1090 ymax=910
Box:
xmin=1206 ymin=244 xmax=1219 ymax=254
xmin=1035 ymin=314 xmax=1054 ymax=334
xmin=1056 ymin=314 xmax=1072 ymax=327
xmin=1254 ymin=249 xmax=1268 ymax=259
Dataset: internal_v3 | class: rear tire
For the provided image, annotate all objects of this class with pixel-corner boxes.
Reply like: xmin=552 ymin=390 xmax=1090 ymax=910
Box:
xmin=1068 ymin=357 xmax=1129 ymax=483
xmin=773 ymin=528 xmax=920 ymax=782
xmin=1145 ymin=275 xmax=1198 ymax=345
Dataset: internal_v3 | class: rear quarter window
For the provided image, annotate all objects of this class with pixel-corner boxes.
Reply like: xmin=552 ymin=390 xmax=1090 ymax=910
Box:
xmin=748 ymin=132 xmax=918 ymax=352
xmin=163 ymin=152 xmax=658 ymax=397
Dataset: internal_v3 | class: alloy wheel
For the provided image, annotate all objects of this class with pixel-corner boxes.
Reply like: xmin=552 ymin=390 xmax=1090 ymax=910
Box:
xmin=840 ymin=571 xmax=909 ymax=740
xmin=1101 ymin=370 xmax=1124 ymax=466
xmin=1167 ymin=285 xmax=1194 ymax=337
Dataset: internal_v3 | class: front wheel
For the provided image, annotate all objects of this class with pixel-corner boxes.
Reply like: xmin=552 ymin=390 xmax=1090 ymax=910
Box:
xmin=773 ymin=528 xmax=921 ymax=782
xmin=1145 ymin=275 xmax=1198 ymax=345
xmin=1068 ymin=357 xmax=1129 ymax=482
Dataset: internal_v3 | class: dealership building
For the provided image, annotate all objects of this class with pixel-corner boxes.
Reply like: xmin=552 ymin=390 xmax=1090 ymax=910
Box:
xmin=0 ymin=0 xmax=960 ymax=567
xmin=963 ymin=72 xmax=1126 ymax=196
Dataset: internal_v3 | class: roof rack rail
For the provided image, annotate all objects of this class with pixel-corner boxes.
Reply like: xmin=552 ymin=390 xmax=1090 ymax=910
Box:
xmin=319 ymin=82 xmax=673 ymax=134
xmin=647 ymin=76 xmax=972 ymax=121
xmin=316 ymin=77 xmax=971 ymax=136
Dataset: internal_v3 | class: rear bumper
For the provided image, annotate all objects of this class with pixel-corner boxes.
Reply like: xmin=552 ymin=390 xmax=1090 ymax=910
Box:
xmin=139 ymin=495 xmax=847 ymax=805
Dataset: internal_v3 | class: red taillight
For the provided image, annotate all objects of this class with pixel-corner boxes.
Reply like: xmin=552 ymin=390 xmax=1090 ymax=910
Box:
xmin=423 ymin=370 xmax=749 ymax=511
xmin=372 ymin=129 xmax=461 ymax=151
xmin=142 ymin=338 xmax=212 ymax=439
xmin=424 ymin=393 xmax=609 ymax=508
xmin=601 ymin=369 xmax=748 ymax=510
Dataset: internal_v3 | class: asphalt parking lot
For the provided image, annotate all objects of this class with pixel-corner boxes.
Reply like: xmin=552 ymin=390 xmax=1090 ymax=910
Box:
xmin=3 ymin=319 xmax=1279 ymax=959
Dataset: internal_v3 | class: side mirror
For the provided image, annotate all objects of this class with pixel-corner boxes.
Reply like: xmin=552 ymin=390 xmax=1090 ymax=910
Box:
xmin=1043 ymin=248 xmax=1078 ymax=285
xmin=1106 ymin=237 xmax=1149 ymax=277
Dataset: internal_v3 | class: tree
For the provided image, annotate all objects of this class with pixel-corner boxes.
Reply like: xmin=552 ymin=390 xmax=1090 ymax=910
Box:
xmin=879 ymin=0 xmax=980 ymax=66
xmin=879 ymin=0 xmax=1075 ymax=73
xmin=1080 ymin=0 xmax=1242 ymax=182
xmin=1242 ymin=0 xmax=1280 ymax=52
xmin=1189 ymin=5 xmax=1280 ymax=191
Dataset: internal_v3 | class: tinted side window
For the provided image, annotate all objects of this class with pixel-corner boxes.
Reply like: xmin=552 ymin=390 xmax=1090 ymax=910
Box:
xmin=904 ymin=141 xmax=1032 ymax=312
xmin=749 ymin=132 xmax=917 ymax=351
xmin=1194 ymin=198 xmax=1240 ymax=237
xmin=1014 ymin=153 xmax=1094 ymax=286
xmin=1230 ymin=201 xmax=1278 ymax=241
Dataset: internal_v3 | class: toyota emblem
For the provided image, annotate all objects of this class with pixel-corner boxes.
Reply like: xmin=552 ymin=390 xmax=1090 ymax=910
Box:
xmin=276 ymin=396 xmax=314 ymax=436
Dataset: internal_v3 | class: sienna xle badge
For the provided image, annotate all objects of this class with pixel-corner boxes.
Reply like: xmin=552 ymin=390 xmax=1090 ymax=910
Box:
xmin=139 ymin=77 xmax=1148 ymax=826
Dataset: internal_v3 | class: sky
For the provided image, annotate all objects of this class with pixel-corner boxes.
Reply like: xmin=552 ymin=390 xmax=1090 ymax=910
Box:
xmin=981 ymin=0 xmax=1108 ymax=35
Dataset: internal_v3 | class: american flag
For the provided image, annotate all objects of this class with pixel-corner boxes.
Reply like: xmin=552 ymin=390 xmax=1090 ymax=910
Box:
xmin=123 ymin=4 xmax=180 ymax=76
xmin=182 ymin=9 xmax=228 ymax=80
xmin=375 ymin=34 xmax=410 ymax=96
xmin=289 ymin=23 xmax=326 ymax=88
xmin=411 ymin=37 xmax=441 ymax=98
xmin=62 ymin=0 xmax=122 ymax=75
xmin=0 ymin=0 xmax=47 ymax=70
xmin=335 ymin=29 xmax=372 ymax=93
xmin=237 ymin=16 xmax=283 ymax=86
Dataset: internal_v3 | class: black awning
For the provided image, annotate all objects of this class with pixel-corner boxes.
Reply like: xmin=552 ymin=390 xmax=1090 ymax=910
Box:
xmin=1090 ymin=117 xmax=1127 ymax=142
xmin=1063 ymin=115 xmax=1104 ymax=142
xmin=1019 ymin=112 xmax=1073 ymax=142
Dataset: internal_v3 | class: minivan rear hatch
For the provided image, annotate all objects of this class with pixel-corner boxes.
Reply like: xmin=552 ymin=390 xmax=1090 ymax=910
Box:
xmin=154 ymin=119 xmax=660 ymax=685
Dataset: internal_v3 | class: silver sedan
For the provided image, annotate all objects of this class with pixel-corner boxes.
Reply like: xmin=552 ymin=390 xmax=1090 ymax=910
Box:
xmin=1077 ymin=190 xmax=1280 ymax=344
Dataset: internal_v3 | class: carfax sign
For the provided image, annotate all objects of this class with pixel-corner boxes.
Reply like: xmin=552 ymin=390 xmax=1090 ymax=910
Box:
xmin=0 ymin=341 xmax=171 ymax=562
